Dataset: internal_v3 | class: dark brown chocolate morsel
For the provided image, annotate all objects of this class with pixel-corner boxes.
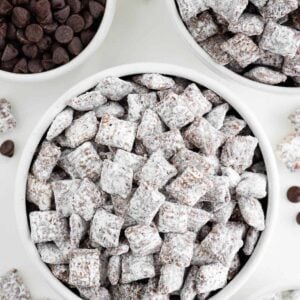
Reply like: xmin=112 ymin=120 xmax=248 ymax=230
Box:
xmin=296 ymin=212 xmax=300 ymax=225
xmin=0 ymin=0 xmax=13 ymax=16
xmin=82 ymin=11 xmax=93 ymax=29
xmin=89 ymin=1 xmax=104 ymax=19
xmin=52 ymin=46 xmax=69 ymax=64
xmin=55 ymin=25 xmax=73 ymax=43
xmin=28 ymin=59 xmax=43 ymax=73
xmin=42 ymin=22 xmax=58 ymax=34
xmin=6 ymin=23 xmax=16 ymax=39
xmin=51 ymin=0 xmax=66 ymax=10
xmin=34 ymin=0 xmax=52 ymax=21
xmin=12 ymin=7 xmax=31 ymax=28
xmin=41 ymin=53 xmax=55 ymax=70
xmin=54 ymin=6 xmax=70 ymax=24
xmin=25 ymin=24 xmax=44 ymax=43
xmin=80 ymin=29 xmax=94 ymax=46
xmin=287 ymin=186 xmax=300 ymax=203
xmin=16 ymin=29 xmax=30 ymax=44
xmin=0 ymin=22 xmax=7 ymax=39
xmin=0 ymin=140 xmax=15 ymax=157
xmin=66 ymin=14 xmax=85 ymax=33
xmin=37 ymin=36 xmax=52 ymax=51
xmin=67 ymin=0 xmax=81 ymax=13
xmin=2 ymin=44 xmax=18 ymax=62
xmin=68 ymin=36 xmax=82 ymax=55
xmin=13 ymin=57 xmax=28 ymax=73
xmin=22 ymin=44 xmax=38 ymax=58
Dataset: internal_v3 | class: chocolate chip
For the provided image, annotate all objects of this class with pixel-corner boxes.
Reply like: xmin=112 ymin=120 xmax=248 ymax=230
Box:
xmin=66 ymin=14 xmax=85 ymax=33
xmin=52 ymin=46 xmax=69 ymax=64
xmin=1 ymin=58 xmax=18 ymax=71
xmin=0 ymin=0 xmax=13 ymax=16
xmin=42 ymin=22 xmax=58 ymax=34
xmin=13 ymin=57 xmax=28 ymax=73
xmin=16 ymin=29 xmax=30 ymax=44
xmin=0 ymin=22 xmax=7 ymax=39
xmin=34 ymin=0 xmax=52 ymax=21
xmin=12 ymin=7 xmax=31 ymax=28
xmin=68 ymin=36 xmax=82 ymax=55
xmin=13 ymin=0 xmax=30 ymax=4
xmin=28 ymin=58 xmax=43 ymax=72
xmin=80 ymin=29 xmax=94 ymax=45
xmin=296 ymin=212 xmax=300 ymax=225
xmin=2 ymin=44 xmax=18 ymax=62
xmin=287 ymin=186 xmax=300 ymax=203
xmin=55 ymin=25 xmax=73 ymax=43
xmin=51 ymin=0 xmax=66 ymax=9
xmin=37 ymin=36 xmax=52 ymax=51
xmin=6 ymin=23 xmax=16 ymax=39
xmin=89 ymin=1 xmax=104 ymax=19
xmin=25 ymin=24 xmax=44 ymax=43
xmin=82 ymin=11 xmax=93 ymax=29
xmin=67 ymin=0 xmax=81 ymax=13
xmin=41 ymin=52 xmax=54 ymax=69
xmin=0 ymin=140 xmax=15 ymax=157
xmin=22 ymin=44 xmax=38 ymax=58
xmin=54 ymin=6 xmax=70 ymax=24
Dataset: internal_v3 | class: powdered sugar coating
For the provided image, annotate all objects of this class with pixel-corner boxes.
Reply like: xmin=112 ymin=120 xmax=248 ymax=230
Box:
xmin=68 ymin=91 xmax=107 ymax=111
xmin=0 ymin=98 xmax=16 ymax=134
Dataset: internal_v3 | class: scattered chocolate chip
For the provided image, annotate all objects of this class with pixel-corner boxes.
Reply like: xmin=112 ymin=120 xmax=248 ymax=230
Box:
xmin=34 ymin=0 xmax=52 ymax=22
xmin=16 ymin=29 xmax=29 ymax=44
xmin=41 ymin=53 xmax=54 ymax=70
xmin=67 ymin=0 xmax=81 ymax=14
xmin=68 ymin=36 xmax=82 ymax=55
xmin=0 ymin=1 xmax=13 ymax=16
xmin=37 ymin=36 xmax=52 ymax=51
xmin=28 ymin=58 xmax=43 ymax=73
xmin=82 ymin=10 xmax=93 ymax=29
xmin=52 ymin=46 xmax=69 ymax=64
xmin=54 ymin=5 xmax=70 ymax=24
xmin=2 ymin=44 xmax=18 ymax=61
xmin=13 ymin=57 xmax=28 ymax=73
xmin=66 ymin=14 xmax=84 ymax=33
xmin=0 ymin=140 xmax=15 ymax=157
xmin=296 ymin=212 xmax=300 ymax=225
xmin=25 ymin=24 xmax=44 ymax=43
xmin=287 ymin=186 xmax=300 ymax=203
xmin=12 ymin=7 xmax=30 ymax=28
xmin=6 ymin=23 xmax=16 ymax=39
xmin=55 ymin=25 xmax=73 ymax=44
xmin=51 ymin=0 xmax=66 ymax=10
xmin=89 ymin=1 xmax=104 ymax=19
xmin=80 ymin=29 xmax=94 ymax=46
xmin=0 ymin=22 xmax=7 ymax=39
xmin=42 ymin=22 xmax=58 ymax=34
xmin=22 ymin=44 xmax=38 ymax=59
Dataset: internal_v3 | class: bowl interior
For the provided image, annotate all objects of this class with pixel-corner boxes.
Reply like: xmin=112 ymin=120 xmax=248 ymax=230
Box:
xmin=15 ymin=63 xmax=279 ymax=300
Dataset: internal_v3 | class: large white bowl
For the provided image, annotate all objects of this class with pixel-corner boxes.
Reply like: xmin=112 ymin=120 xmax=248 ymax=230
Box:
xmin=0 ymin=0 xmax=116 ymax=83
xmin=15 ymin=63 xmax=279 ymax=300
xmin=166 ymin=0 xmax=300 ymax=94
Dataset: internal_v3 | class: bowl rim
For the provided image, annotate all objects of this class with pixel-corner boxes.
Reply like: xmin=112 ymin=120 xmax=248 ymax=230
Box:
xmin=14 ymin=62 xmax=279 ymax=300
xmin=0 ymin=0 xmax=116 ymax=83
xmin=165 ymin=0 xmax=300 ymax=94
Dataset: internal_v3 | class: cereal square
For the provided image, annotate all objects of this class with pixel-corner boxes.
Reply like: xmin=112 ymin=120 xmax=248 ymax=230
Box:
xmin=95 ymin=101 xmax=125 ymax=118
xmin=100 ymin=159 xmax=133 ymax=199
xmin=70 ymin=213 xmax=88 ymax=248
xmin=37 ymin=242 xmax=68 ymax=264
xmin=68 ymin=90 xmax=107 ymax=111
xmin=177 ymin=0 xmax=208 ymax=21
xmin=133 ymin=73 xmax=175 ymax=90
xmin=95 ymin=114 xmax=137 ymax=152
xmin=158 ymin=264 xmax=185 ymax=294
xmin=108 ymin=255 xmax=121 ymax=285
xmin=90 ymin=208 xmax=124 ymax=248
xmin=220 ymin=116 xmax=246 ymax=140
xmin=187 ymin=207 xmax=212 ymax=232
xmin=206 ymin=103 xmax=229 ymax=130
xmin=69 ymin=249 xmax=101 ymax=288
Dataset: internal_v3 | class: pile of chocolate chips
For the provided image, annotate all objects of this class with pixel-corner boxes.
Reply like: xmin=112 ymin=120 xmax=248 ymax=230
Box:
xmin=0 ymin=0 xmax=106 ymax=74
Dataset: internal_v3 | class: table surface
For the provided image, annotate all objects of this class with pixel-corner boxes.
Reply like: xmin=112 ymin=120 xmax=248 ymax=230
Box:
xmin=1 ymin=1 xmax=300 ymax=299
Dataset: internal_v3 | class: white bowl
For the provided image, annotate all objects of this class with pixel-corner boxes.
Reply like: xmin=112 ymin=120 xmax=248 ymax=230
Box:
xmin=15 ymin=63 xmax=279 ymax=300
xmin=166 ymin=0 xmax=300 ymax=94
xmin=0 ymin=0 xmax=116 ymax=83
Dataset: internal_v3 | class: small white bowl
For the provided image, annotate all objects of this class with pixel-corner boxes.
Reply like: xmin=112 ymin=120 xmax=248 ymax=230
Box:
xmin=0 ymin=0 xmax=116 ymax=83
xmin=15 ymin=63 xmax=279 ymax=300
xmin=166 ymin=0 xmax=300 ymax=94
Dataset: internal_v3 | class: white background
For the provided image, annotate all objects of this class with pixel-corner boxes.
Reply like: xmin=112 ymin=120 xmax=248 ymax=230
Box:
xmin=1 ymin=0 xmax=300 ymax=299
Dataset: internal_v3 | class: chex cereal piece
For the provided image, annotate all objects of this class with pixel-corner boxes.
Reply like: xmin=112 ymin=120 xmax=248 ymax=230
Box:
xmin=125 ymin=224 xmax=162 ymax=256
xmin=29 ymin=211 xmax=68 ymax=243
xmin=176 ymin=0 xmax=208 ymax=21
xmin=221 ymin=135 xmax=258 ymax=173
xmin=283 ymin=50 xmax=300 ymax=77
xmin=166 ymin=166 xmax=213 ymax=206
xmin=157 ymin=201 xmax=188 ymax=233
xmin=181 ymin=83 xmax=212 ymax=117
xmin=95 ymin=114 xmax=137 ymax=152
xmin=201 ymin=176 xmax=230 ymax=204
xmin=203 ymin=89 xmax=223 ymax=106
xmin=220 ymin=116 xmax=246 ymax=141
xmin=244 ymin=66 xmax=287 ymax=85
xmin=200 ymin=35 xmax=233 ymax=65
xmin=50 ymin=264 xmax=70 ymax=284
xmin=104 ymin=242 xmax=130 ymax=257
xmin=70 ymin=214 xmax=88 ymax=248
xmin=250 ymin=0 xmax=268 ymax=8
xmin=64 ymin=111 xmax=98 ymax=148
xmin=196 ymin=263 xmax=228 ymax=294
xmin=180 ymin=266 xmax=198 ymax=300
xmin=228 ymin=13 xmax=265 ymax=36
xmin=236 ymin=172 xmax=267 ymax=199
xmin=156 ymin=92 xmax=194 ymax=129
xmin=185 ymin=117 xmax=225 ymax=155
xmin=111 ymin=193 xmax=132 ymax=217
xmin=128 ymin=184 xmax=165 ymax=225
xmin=37 ymin=242 xmax=68 ymax=264
xmin=0 ymin=98 xmax=16 ymax=133
xmin=46 ymin=108 xmax=73 ymax=141
xmin=221 ymin=167 xmax=241 ymax=190
xmin=221 ymin=34 xmax=260 ymax=68
xmin=139 ymin=151 xmax=177 ymax=188
xmin=69 ymin=249 xmax=100 ymax=288
xmin=238 ymin=196 xmax=265 ymax=231
xmin=259 ymin=21 xmax=298 ymax=57
xmin=172 ymin=148 xmax=217 ymax=175
xmin=206 ymin=103 xmax=229 ymax=130
xmin=159 ymin=232 xmax=196 ymax=267
xmin=256 ymin=50 xmax=284 ymax=70
xmin=289 ymin=108 xmax=300 ymax=131
xmin=158 ymin=264 xmax=185 ymax=294
xmin=72 ymin=178 xmax=104 ymax=221
xmin=143 ymin=130 xmax=184 ymax=159
xmin=32 ymin=142 xmax=61 ymax=181
xmin=133 ymin=73 xmax=175 ymax=90
xmin=100 ymin=160 xmax=133 ymax=199
xmin=243 ymin=227 xmax=260 ymax=255
xmin=188 ymin=207 xmax=212 ymax=232
xmin=227 ymin=254 xmax=241 ymax=281
xmin=96 ymin=76 xmax=133 ymax=101
xmin=131 ymin=81 xmax=150 ymax=94
xmin=136 ymin=109 xmax=165 ymax=141
xmin=114 ymin=149 xmax=147 ymax=181
xmin=213 ymin=200 xmax=236 ymax=224
xmin=187 ymin=12 xmax=219 ymax=43
xmin=0 ymin=269 xmax=31 ymax=300
xmin=52 ymin=180 xmax=81 ymax=217
xmin=108 ymin=255 xmax=121 ymax=285
xmin=68 ymin=91 xmax=107 ymax=111
xmin=90 ymin=208 xmax=124 ymax=248
xmin=95 ymin=101 xmax=125 ymax=118
xmin=207 ymin=0 xmax=248 ymax=23
xmin=260 ymin=0 xmax=298 ymax=20
xmin=127 ymin=92 xmax=158 ymax=122
xmin=121 ymin=253 xmax=155 ymax=284
xmin=66 ymin=142 xmax=102 ymax=181
xmin=26 ymin=174 xmax=52 ymax=210
xmin=79 ymin=286 xmax=111 ymax=300
xmin=142 ymin=278 xmax=169 ymax=300
xmin=111 ymin=282 xmax=145 ymax=299
xmin=56 ymin=150 xmax=79 ymax=179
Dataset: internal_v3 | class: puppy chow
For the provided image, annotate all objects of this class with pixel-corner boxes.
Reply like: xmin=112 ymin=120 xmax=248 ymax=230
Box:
xmin=95 ymin=101 xmax=125 ymax=118
xmin=158 ymin=264 xmax=185 ymax=294
xmin=70 ymin=213 xmax=88 ymax=248
xmin=68 ymin=91 xmax=107 ymax=111
xmin=37 ymin=242 xmax=68 ymax=264
xmin=107 ymin=255 xmax=121 ymax=285
xmin=206 ymin=103 xmax=229 ymax=129
xmin=133 ymin=74 xmax=175 ymax=90
xmin=0 ymin=98 xmax=16 ymax=134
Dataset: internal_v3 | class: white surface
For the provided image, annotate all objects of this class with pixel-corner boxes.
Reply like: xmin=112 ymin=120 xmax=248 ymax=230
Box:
xmin=0 ymin=0 xmax=299 ymax=299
